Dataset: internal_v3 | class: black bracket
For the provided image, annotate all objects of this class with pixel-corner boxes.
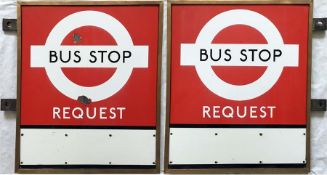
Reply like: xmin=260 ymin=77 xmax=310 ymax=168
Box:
xmin=1 ymin=99 xmax=16 ymax=111
xmin=311 ymin=99 xmax=327 ymax=111
xmin=313 ymin=18 xmax=327 ymax=31
xmin=2 ymin=18 xmax=17 ymax=32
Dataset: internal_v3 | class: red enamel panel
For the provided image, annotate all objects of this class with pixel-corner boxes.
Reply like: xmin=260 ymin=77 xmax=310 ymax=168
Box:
xmin=20 ymin=6 xmax=159 ymax=126
xmin=170 ymin=5 xmax=309 ymax=125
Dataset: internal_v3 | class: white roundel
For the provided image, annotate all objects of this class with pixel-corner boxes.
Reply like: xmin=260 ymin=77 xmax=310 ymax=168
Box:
xmin=32 ymin=11 xmax=148 ymax=102
xmin=181 ymin=9 xmax=299 ymax=101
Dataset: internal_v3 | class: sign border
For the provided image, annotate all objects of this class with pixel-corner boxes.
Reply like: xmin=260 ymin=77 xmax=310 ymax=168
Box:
xmin=16 ymin=0 xmax=163 ymax=173
xmin=164 ymin=0 xmax=312 ymax=174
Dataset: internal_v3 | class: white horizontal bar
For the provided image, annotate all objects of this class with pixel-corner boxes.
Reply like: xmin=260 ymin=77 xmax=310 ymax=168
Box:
xmin=169 ymin=128 xmax=306 ymax=164
xmin=181 ymin=44 xmax=298 ymax=67
xmin=31 ymin=45 xmax=148 ymax=68
xmin=20 ymin=129 xmax=156 ymax=165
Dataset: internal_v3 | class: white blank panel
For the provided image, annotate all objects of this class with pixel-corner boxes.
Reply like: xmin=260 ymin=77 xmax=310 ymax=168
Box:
xmin=20 ymin=129 xmax=156 ymax=165
xmin=169 ymin=128 xmax=306 ymax=164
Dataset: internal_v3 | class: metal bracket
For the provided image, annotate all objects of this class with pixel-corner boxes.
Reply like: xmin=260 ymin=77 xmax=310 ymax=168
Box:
xmin=1 ymin=99 xmax=16 ymax=111
xmin=2 ymin=18 xmax=17 ymax=31
xmin=311 ymin=99 xmax=327 ymax=111
xmin=313 ymin=18 xmax=327 ymax=31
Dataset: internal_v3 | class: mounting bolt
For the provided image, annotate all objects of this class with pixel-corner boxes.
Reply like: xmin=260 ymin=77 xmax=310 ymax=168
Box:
xmin=170 ymin=133 xmax=173 ymax=135
xmin=21 ymin=133 xmax=24 ymax=136
xmin=65 ymin=162 xmax=68 ymax=164
xmin=303 ymin=133 xmax=306 ymax=136
xmin=153 ymin=134 xmax=156 ymax=137
xmin=109 ymin=162 xmax=112 ymax=164
xmin=2 ymin=19 xmax=17 ymax=32
xmin=152 ymin=162 xmax=156 ymax=165
xmin=109 ymin=134 xmax=112 ymax=137
xmin=214 ymin=161 xmax=218 ymax=164
xmin=65 ymin=134 xmax=68 ymax=137
xmin=311 ymin=99 xmax=327 ymax=111
xmin=259 ymin=161 xmax=263 ymax=164
xmin=313 ymin=18 xmax=327 ymax=31
xmin=1 ymin=99 xmax=17 ymax=111
xmin=169 ymin=161 xmax=173 ymax=164
xmin=20 ymin=161 xmax=23 ymax=164
xmin=215 ymin=133 xmax=218 ymax=136
xmin=6 ymin=21 xmax=12 ymax=28
xmin=259 ymin=133 xmax=263 ymax=136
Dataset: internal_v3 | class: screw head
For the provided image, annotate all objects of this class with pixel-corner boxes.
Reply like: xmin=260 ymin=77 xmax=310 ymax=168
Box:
xmin=259 ymin=133 xmax=263 ymax=136
xmin=65 ymin=134 xmax=68 ymax=137
xmin=6 ymin=21 xmax=11 ymax=28
xmin=109 ymin=134 xmax=112 ymax=137
xmin=317 ymin=21 xmax=324 ymax=27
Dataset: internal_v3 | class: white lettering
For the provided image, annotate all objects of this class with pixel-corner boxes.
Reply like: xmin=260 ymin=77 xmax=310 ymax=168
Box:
xmin=63 ymin=107 xmax=70 ymax=120
xmin=53 ymin=107 xmax=61 ymax=119
xmin=202 ymin=105 xmax=276 ymax=119
xmin=250 ymin=106 xmax=257 ymax=118
xmin=52 ymin=106 xmax=126 ymax=120
xmin=72 ymin=107 xmax=83 ymax=119
xmin=117 ymin=107 xmax=126 ymax=119
xmin=268 ymin=106 xmax=276 ymax=118
xmin=202 ymin=106 xmax=211 ymax=118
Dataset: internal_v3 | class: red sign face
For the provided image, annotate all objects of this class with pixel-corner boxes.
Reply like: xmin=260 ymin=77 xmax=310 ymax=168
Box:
xmin=170 ymin=5 xmax=309 ymax=125
xmin=21 ymin=6 xmax=159 ymax=126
